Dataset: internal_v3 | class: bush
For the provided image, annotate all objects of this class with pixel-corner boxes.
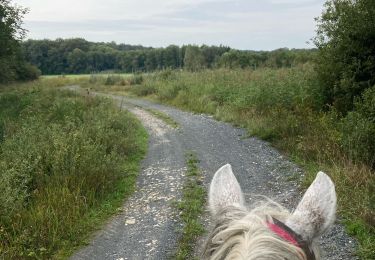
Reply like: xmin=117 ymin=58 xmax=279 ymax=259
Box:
xmin=314 ymin=0 xmax=375 ymax=113
xmin=15 ymin=63 xmax=41 ymax=81
xmin=341 ymin=85 xmax=375 ymax=166
xmin=0 ymin=59 xmax=16 ymax=83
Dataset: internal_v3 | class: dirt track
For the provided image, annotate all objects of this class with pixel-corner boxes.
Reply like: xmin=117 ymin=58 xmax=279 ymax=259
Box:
xmin=68 ymin=87 xmax=357 ymax=260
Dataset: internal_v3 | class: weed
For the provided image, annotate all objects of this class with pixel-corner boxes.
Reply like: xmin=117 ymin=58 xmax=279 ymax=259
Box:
xmin=174 ymin=152 xmax=206 ymax=260
xmin=143 ymin=108 xmax=179 ymax=129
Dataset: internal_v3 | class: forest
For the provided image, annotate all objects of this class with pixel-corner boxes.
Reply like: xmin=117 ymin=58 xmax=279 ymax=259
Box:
xmin=21 ymin=39 xmax=316 ymax=75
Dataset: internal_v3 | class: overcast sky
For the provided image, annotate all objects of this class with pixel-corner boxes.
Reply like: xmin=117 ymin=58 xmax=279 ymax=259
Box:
xmin=16 ymin=0 xmax=325 ymax=50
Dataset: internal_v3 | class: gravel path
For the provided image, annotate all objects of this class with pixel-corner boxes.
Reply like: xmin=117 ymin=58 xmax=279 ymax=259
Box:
xmin=69 ymin=87 xmax=357 ymax=260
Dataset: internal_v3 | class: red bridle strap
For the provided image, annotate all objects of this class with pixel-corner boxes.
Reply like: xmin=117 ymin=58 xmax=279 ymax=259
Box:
xmin=267 ymin=218 xmax=316 ymax=260
xmin=267 ymin=222 xmax=299 ymax=247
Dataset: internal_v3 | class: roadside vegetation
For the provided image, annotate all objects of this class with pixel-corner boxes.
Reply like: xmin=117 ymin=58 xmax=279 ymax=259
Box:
xmin=0 ymin=80 xmax=147 ymax=259
xmin=175 ymin=152 xmax=206 ymax=260
xmin=128 ymin=65 xmax=374 ymax=258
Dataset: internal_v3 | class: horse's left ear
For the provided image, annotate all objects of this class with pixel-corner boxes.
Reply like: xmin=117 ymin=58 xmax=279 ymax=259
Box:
xmin=209 ymin=164 xmax=245 ymax=216
xmin=286 ymin=171 xmax=337 ymax=243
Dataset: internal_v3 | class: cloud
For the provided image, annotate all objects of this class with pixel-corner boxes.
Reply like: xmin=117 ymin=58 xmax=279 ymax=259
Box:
xmin=16 ymin=0 xmax=325 ymax=50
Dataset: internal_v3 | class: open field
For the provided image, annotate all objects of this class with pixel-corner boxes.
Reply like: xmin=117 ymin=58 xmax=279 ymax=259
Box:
xmin=0 ymin=80 xmax=147 ymax=259
xmin=90 ymin=67 xmax=374 ymax=258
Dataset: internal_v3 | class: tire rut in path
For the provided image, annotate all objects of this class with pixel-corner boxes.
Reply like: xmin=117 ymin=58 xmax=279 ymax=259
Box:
xmin=71 ymin=95 xmax=186 ymax=260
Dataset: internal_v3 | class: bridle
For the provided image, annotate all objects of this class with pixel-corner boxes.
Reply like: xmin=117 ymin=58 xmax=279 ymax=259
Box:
xmin=268 ymin=218 xmax=316 ymax=260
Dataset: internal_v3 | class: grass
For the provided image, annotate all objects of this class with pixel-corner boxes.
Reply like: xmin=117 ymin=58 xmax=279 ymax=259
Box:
xmin=125 ymin=67 xmax=374 ymax=259
xmin=41 ymin=73 xmax=133 ymax=79
xmin=174 ymin=152 xmax=206 ymax=260
xmin=0 ymin=80 xmax=148 ymax=259
xmin=143 ymin=108 xmax=179 ymax=128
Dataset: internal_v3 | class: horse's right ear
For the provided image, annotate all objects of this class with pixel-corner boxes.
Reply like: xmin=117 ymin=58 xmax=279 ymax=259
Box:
xmin=209 ymin=164 xmax=245 ymax=216
xmin=286 ymin=171 xmax=336 ymax=243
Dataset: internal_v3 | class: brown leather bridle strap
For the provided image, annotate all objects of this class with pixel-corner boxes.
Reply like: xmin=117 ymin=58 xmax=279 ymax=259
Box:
xmin=271 ymin=218 xmax=316 ymax=260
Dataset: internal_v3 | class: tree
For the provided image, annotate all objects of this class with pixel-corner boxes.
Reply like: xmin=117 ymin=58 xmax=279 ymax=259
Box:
xmin=0 ymin=0 xmax=27 ymax=57
xmin=184 ymin=45 xmax=206 ymax=71
xmin=0 ymin=0 xmax=39 ymax=82
xmin=67 ymin=48 xmax=88 ymax=73
xmin=314 ymin=0 xmax=375 ymax=113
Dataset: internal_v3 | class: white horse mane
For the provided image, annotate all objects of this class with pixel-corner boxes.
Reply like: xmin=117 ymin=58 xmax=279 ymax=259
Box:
xmin=203 ymin=164 xmax=337 ymax=260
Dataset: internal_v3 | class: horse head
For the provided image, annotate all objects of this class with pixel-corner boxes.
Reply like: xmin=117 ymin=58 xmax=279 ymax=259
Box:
xmin=204 ymin=164 xmax=336 ymax=260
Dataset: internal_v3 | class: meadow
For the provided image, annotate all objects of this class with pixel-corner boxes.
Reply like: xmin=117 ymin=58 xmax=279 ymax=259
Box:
xmin=0 ymin=79 xmax=147 ymax=259
xmin=91 ymin=66 xmax=374 ymax=258
xmin=41 ymin=73 xmax=134 ymax=80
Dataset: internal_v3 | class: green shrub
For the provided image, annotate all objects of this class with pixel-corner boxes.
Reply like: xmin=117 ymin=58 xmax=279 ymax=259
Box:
xmin=0 ymin=87 xmax=147 ymax=258
xmin=0 ymin=59 xmax=16 ymax=83
xmin=341 ymin=86 xmax=375 ymax=166
xmin=314 ymin=0 xmax=375 ymax=113
xmin=15 ymin=63 xmax=41 ymax=81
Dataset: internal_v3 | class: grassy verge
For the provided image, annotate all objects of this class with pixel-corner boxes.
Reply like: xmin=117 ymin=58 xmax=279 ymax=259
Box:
xmin=174 ymin=152 xmax=206 ymax=260
xmin=41 ymin=73 xmax=133 ymax=80
xmin=142 ymin=108 xmax=179 ymax=129
xmin=127 ymin=67 xmax=374 ymax=259
xmin=0 ymin=80 xmax=147 ymax=259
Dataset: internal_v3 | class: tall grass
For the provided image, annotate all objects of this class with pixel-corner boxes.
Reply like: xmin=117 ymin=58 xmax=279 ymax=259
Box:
xmin=128 ymin=66 xmax=374 ymax=259
xmin=0 ymin=83 xmax=147 ymax=259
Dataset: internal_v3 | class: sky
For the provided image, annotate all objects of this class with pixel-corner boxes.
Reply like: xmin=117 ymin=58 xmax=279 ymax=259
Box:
xmin=15 ymin=0 xmax=326 ymax=50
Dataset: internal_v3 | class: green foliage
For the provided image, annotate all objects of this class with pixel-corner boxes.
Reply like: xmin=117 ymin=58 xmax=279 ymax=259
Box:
xmin=0 ymin=85 xmax=147 ymax=258
xmin=0 ymin=0 xmax=39 ymax=83
xmin=105 ymin=74 xmax=123 ymax=85
xmin=184 ymin=45 xmax=206 ymax=71
xmin=132 ymin=82 xmax=156 ymax=96
xmin=175 ymin=152 xmax=206 ymax=260
xmin=345 ymin=218 xmax=375 ymax=259
xmin=128 ymin=74 xmax=143 ymax=85
xmin=22 ymin=39 xmax=315 ymax=75
xmin=341 ymin=85 xmax=375 ymax=167
xmin=0 ymin=0 xmax=27 ymax=57
xmin=15 ymin=62 xmax=41 ymax=81
xmin=217 ymin=48 xmax=316 ymax=69
xmin=135 ymin=66 xmax=324 ymax=114
xmin=314 ymin=0 xmax=375 ymax=113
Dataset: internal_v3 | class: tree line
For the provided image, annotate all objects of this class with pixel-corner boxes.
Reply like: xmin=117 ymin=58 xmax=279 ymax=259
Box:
xmin=21 ymin=38 xmax=316 ymax=75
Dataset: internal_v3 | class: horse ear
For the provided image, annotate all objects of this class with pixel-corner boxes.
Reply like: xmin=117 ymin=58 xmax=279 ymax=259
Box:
xmin=209 ymin=164 xmax=245 ymax=216
xmin=286 ymin=172 xmax=337 ymax=242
